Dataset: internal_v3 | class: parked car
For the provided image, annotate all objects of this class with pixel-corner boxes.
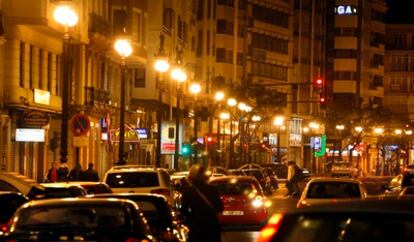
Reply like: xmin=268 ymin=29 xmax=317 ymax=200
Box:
xmin=0 ymin=192 xmax=28 ymax=235
xmin=210 ymin=176 xmax=268 ymax=230
xmin=89 ymin=193 xmax=188 ymax=242
xmin=66 ymin=181 xmax=112 ymax=194
xmin=261 ymin=163 xmax=288 ymax=180
xmin=242 ymin=168 xmax=272 ymax=195
xmin=0 ymin=172 xmax=45 ymax=199
xmin=331 ymin=162 xmax=358 ymax=178
xmin=40 ymin=183 xmax=87 ymax=199
xmin=297 ymin=178 xmax=367 ymax=208
xmin=103 ymin=165 xmax=173 ymax=204
xmin=383 ymin=172 xmax=414 ymax=196
xmin=1 ymin=198 xmax=155 ymax=241
xmin=258 ymin=198 xmax=414 ymax=242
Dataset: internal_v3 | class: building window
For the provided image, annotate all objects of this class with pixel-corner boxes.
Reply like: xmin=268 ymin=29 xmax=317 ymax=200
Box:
xmin=163 ymin=8 xmax=173 ymax=30
xmin=217 ymin=0 xmax=233 ymax=7
xmin=334 ymin=71 xmax=356 ymax=80
xmin=370 ymin=32 xmax=384 ymax=47
xmin=113 ymin=9 xmax=127 ymax=35
xmin=197 ymin=30 xmax=202 ymax=57
xmin=335 ymin=49 xmax=357 ymax=58
xmin=252 ymin=5 xmax=289 ymax=28
xmin=197 ymin=0 xmax=203 ymax=20
xmin=390 ymin=55 xmax=409 ymax=72
xmin=389 ymin=77 xmax=408 ymax=92
xmin=206 ymin=31 xmax=210 ymax=55
xmin=47 ymin=53 xmax=52 ymax=92
xmin=217 ymin=19 xmax=233 ymax=35
xmin=216 ymin=48 xmax=226 ymax=62
xmin=134 ymin=68 xmax=145 ymax=88
xmin=29 ymin=45 xmax=34 ymax=89
xmin=252 ymin=61 xmax=288 ymax=81
xmin=371 ymin=9 xmax=385 ymax=22
xmin=371 ymin=54 xmax=384 ymax=67
xmin=252 ymin=33 xmax=288 ymax=54
xmin=131 ymin=10 xmax=141 ymax=43
xmin=56 ymin=55 xmax=61 ymax=96
xmin=334 ymin=27 xmax=358 ymax=37
xmin=237 ymin=52 xmax=243 ymax=65
xmin=19 ymin=42 xmax=25 ymax=88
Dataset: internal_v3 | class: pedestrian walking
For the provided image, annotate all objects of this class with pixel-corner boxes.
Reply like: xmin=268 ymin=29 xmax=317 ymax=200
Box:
xmin=81 ymin=163 xmax=99 ymax=181
xmin=68 ymin=163 xmax=83 ymax=181
xmin=57 ymin=163 xmax=69 ymax=182
xmin=45 ymin=161 xmax=58 ymax=183
xmin=285 ymin=161 xmax=301 ymax=197
xmin=181 ymin=164 xmax=223 ymax=242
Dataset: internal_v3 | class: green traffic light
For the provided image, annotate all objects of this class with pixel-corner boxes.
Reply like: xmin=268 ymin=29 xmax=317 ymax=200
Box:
xmin=181 ymin=144 xmax=191 ymax=156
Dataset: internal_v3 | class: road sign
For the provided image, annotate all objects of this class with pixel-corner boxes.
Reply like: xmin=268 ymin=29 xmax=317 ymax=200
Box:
xmin=70 ymin=114 xmax=91 ymax=136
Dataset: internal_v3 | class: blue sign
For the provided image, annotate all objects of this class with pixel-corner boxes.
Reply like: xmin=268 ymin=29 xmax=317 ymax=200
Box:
xmin=311 ymin=136 xmax=321 ymax=151
xmin=136 ymin=128 xmax=148 ymax=139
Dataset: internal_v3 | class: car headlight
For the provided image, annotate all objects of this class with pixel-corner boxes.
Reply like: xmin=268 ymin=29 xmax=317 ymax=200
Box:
xmin=252 ymin=196 xmax=264 ymax=207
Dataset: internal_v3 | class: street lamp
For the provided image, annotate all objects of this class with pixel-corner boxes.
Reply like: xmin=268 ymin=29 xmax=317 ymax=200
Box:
xmin=374 ymin=127 xmax=384 ymax=176
xmin=154 ymin=33 xmax=170 ymax=168
xmin=114 ymin=38 xmax=132 ymax=165
xmin=353 ymin=126 xmax=363 ymax=171
xmin=171 ymin=65 xmax=187 ymax=170
xmin=214 ymin=91 xmax=225 ymax=151
xmin=54 ymin=4 xmax=78 ymax=164
xmin=274 ymin=116 xmax=285 ymax=164
xmin=189 ymin=83 xmax=201 ymax=164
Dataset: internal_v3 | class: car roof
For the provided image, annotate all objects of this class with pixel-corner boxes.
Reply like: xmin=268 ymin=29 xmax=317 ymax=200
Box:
xmin=293 ymin=198 xmax=414 ymax=215
xmin=0 ymin=172 xmax=45 ymax=195
xmin=88 ymin=193 xmax=167 ymax=202
xmin=106 ymin=166 xmax=159 ymax=173
xmin=307 ymin=177 xmax=362 ymax=184
xmin=23 ymin=197 xmax=136 ymax=208
xmin=66 ymin=181 xmax=108 ymax=185
xmin=40 ymin=183 xmax=85 ymax=189
xmin=0 ymin=191 xmax=27 ymax=197
xmin=210 ymin=175 xmax=257 ymax=183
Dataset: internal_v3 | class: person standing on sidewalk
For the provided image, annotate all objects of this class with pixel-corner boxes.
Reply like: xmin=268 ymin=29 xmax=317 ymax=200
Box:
xmin=286 ymin=161 xmax=301 ymax=197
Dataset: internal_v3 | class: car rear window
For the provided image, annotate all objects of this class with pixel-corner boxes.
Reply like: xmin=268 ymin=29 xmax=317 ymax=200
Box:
xmin=17 ymin=205 xmax=129 ymax=229
xmin=307 ymin=182 xmax=361 ymax=198
xmin=277 ymin=214 xmax=414 ymax=242
xmin=106 ymin=172 xmax=159 ymax=188
xmin=44 ymin=187 xmax=85 ymax=198
xmin=211 ymin=181 xmax=257 ymax=196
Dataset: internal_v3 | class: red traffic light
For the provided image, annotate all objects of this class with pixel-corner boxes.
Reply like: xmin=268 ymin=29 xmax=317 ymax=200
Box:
xmin=316 ymin=79 xmax=323 ymax=85
xmin=313 ymin=78 xmax=324 ymax=90
xmin=320 ymin=97 xmax=326 ymax=103
xmin=206 ymin=136 xmax=213 ymax=143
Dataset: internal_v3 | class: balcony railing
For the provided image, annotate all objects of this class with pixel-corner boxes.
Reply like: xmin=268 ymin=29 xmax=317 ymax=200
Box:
xmin=85 ymin=86 xmax=111 ymax=106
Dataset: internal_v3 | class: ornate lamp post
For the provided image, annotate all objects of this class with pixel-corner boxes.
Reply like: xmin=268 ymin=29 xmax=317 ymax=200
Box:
xmin=114 ymin=38 xmax=133 ymax=165
xmin=189 ymin=83 xmax=201 ymax=164
xmin=214 ymin=91 xmax=225 ymax=149
xmin=154 ymin=34 xmax=170 ymax=168
xmin=354 ymin=126 xmax=363 ymax=171
xmin=171 ymin=64 xmax=187 ymax=170
xmin=54 ymin=4 xmax=78 ymax=164
xmin=227 ymin=98 xmax=237 ymax=167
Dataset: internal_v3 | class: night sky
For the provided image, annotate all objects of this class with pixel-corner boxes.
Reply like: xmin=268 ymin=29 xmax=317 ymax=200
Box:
xmin=386 ymin=0 xmax=414 ymax=23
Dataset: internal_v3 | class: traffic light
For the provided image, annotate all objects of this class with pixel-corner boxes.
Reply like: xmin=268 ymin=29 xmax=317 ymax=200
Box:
xmin=320 ymin=96 xmax=326 ymax=108
xmin=181 ymin=143 xmax=191 ymax=156
xmin=205 ymin=133 xmax=216 ymax=145
xmin=313 ymin=78 xmax=324 ymax=92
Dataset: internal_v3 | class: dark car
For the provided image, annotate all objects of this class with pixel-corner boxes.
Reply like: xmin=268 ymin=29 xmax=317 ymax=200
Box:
xmin=40 ymin=183 xmax=87 ymax=199
xmin=0 ymin=172 xmax=45 ymax=199
xmin=262 ymin=167 xmax=279 ymax=189
xmin=2 ymin=198 xmax=155 ymax=241
xmin=66 ymin=182 xmax=112 ymax=194
xmin=257 ymin=199 xmax=414 ymax=242
xmin=89 ymin=193 xmax=188 ymax=242
xmin=261 ymin=163 xmax=288 ymax=179
xmin=0 ymin=192 xmax=28 ymax=234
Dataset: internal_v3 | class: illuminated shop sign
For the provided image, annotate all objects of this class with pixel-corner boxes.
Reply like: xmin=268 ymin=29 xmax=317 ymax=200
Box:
xmin=16 ymin=128 xmax=45 ymax=142
xmin=335 ymin=5 xmax=357 ymax=15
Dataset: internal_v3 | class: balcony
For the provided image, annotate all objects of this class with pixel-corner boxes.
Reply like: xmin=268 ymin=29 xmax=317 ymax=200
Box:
xmin=85 ymin=87 xmax=111 ymax=106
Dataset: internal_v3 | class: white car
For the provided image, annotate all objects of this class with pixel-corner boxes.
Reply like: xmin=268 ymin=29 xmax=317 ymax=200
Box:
xmin=102 ymin=165 xmax=173 ymax=204
xmin=297 ymin=178 xmax=367 ymax=208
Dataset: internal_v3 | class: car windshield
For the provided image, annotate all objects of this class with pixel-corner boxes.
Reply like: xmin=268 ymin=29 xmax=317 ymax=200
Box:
xmin=16 ymin=205 xmax=129 ymax=230
xmin=307 ymin=182 xmax=361 ymax=198
xmin=243 ymin=170 xmax=264 ymax=180
xmin=44 ymin=187 xmax=84 ymax=198
xmin=211 ymin=181 xmax=258 ymax=196
xmin=106 ymin=172 xmax=159 ymax=188
xmin=278 ymin=213 xmax=414 ymax=242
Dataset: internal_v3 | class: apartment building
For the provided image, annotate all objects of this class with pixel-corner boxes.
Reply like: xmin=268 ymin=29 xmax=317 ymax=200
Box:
xmin=384 ymin=24 xmax=414 ymax=120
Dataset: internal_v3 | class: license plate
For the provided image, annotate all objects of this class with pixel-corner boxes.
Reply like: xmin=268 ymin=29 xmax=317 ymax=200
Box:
xmin=223 ymin=210 xmax=244 ymax=216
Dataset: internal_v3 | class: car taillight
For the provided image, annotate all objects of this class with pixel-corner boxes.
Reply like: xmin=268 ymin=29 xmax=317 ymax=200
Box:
xmin=0 ymin=223 xmax=7 ymax=232
xmin=125 ymin=238 xmax=148 ymax=242
xmin=151 ymin=188 xmax=170 ymax=198
xmin=257 ymin=214 xmax=284 ymax=242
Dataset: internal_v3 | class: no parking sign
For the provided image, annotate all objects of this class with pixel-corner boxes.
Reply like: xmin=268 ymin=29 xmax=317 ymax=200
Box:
xmin=70 ymin=114 xmax=91 ymax=136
